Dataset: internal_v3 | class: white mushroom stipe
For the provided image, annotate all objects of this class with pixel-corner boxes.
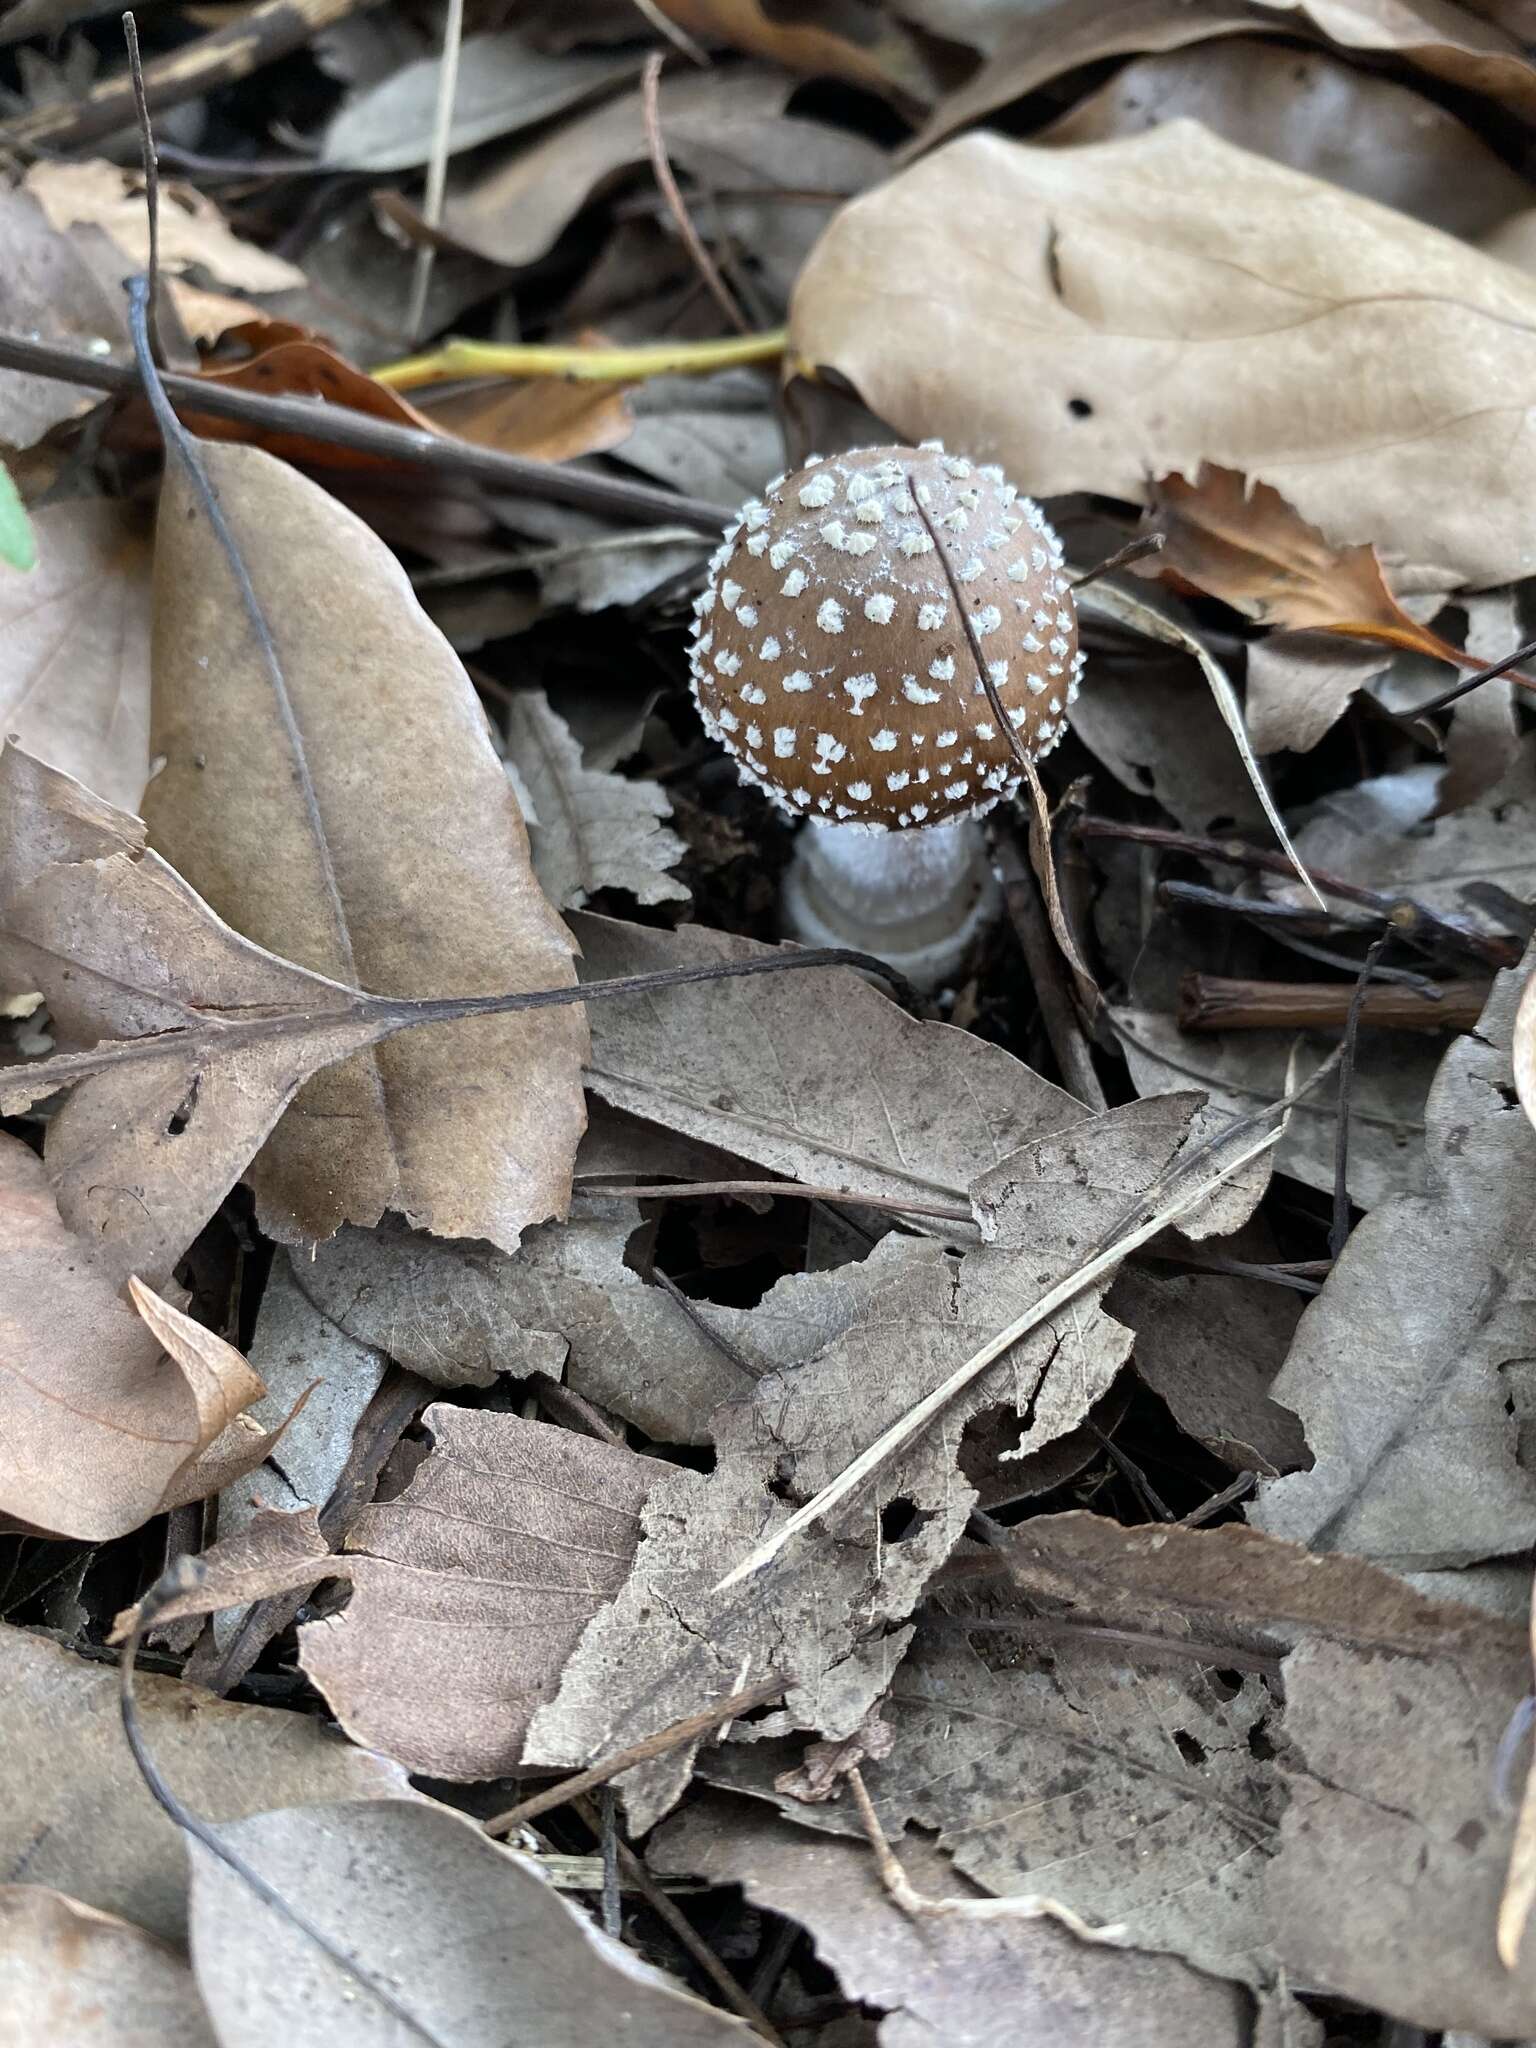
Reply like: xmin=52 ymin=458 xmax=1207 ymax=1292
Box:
xmin=687 ymin=440 xmax=1079 ymax=983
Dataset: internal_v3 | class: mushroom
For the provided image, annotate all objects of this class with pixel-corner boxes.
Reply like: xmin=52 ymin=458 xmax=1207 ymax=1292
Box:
xmin=688 ymin=441 xmax=1082 ymax=983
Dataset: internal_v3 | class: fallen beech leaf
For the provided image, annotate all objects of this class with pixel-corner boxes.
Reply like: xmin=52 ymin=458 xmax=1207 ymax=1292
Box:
xmin=24 ymin=158 xmax=305 ymax=294
xmin=506 ymin=689 xmax=687 ymax=911
xmin=1252 ymin=947 xmax=1536 ymax=1567
xmin=0 ymin=498 xmax=150 ymax=811
xmin=660 ymin=1800 xmax=1259 ymax=2048
xmin=703 ymin=1519 xmax=1536 ymax=2028
xmin=144 ymin=438 xmax=587 ymax=1253
xmin=1039 ymin=36 xmax=1534 ymax=238
xmin=0 ymin=1886 xmax=215 ymax=2047
xmin=186 ymin=1797 xmax=756 ymax=2044
xmin=0 ymin=1627 xmax=410 ymax=1940
xmin=0 ymin=1132 xmax=281 ymax=1540
xmin=111 ymin=1507 xmax=333 ymax=1645
xmin=526 ymin=1095 xmax=1228 ymax=1831
xmin=320 ymin=32 xmax=637 ymax=172
xmin=789 ymin=123 xmax=1536 ymax=585
xmin=299 ymin=1407 xmax=656 ymax=1778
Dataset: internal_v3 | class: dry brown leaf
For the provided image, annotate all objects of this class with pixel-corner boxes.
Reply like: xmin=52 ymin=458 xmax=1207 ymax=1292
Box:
xmin=298 ymin=1406 xmax=657 ymax=1778
xmin=1243 ymin=631 xmax=1389 ymax=757
xmin=144 ymin=439 xmax=587 ymax=1253
xmin=1038 ymin=36 xmax=1534 ymax=237
xmin=660 ymin=1799 xmax=1261 ymax=2048
xmin=186 ymin=1797 xmax=756 ymax=2045
xmin=1252 ymin=946 xmax=1536 ymax=1567
xmin=0 ymin=1886 xmax=216 ymax=2048
xmin=112 ymin=1507 xmax=333 ymax=1645
xmin=789 ymin=123 xmax=1536 ymax=586
xmin=916 ymin=0 xmax=1536 ymax=150
xmin=506 ymin=689 xmax=687 ymax=911
xmin=420 ymin=369 xmax=634 ymax=464
xmin=526 ymin=1095 xmax=1223 ymax=1831
xmin=0 ymin=1626 xmax=410 ymax=1940
xmin=1440 ymin=589 xmax=1523 ymax=813
xmin=0 ymin=1132 xmax=284 ymax=1540
xmin=0 ymin=188 xmax=127 ymax=453
xmin=652 ymin=0 xmax=935 ymax=101
xmin=24 ymin=158 xmax=305 ymax=294
xmin=0 ymin=497 xmax=151 ymax=812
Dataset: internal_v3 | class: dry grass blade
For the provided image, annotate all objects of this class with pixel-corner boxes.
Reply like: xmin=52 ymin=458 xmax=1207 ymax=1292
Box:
xmin=713 ymin=1118 xmax=1284 ymax=1590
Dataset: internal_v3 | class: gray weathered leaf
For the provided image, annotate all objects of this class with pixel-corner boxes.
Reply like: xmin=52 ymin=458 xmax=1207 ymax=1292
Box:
xmin=0 ymin=1885 xmax=215 ymax=2047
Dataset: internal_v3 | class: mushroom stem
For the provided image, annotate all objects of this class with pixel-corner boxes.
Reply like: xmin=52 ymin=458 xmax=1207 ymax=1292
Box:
xmin=782 ymin=818 xmax=999 ymax=987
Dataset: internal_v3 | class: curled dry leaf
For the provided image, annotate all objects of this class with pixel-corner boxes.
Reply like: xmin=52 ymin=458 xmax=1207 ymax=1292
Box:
xmin=1252 ymin=948 xmax=1536 ymax=1567
xmin=505 ymin=689 xmax=688 ymax=911
xmin=144 ymin=439 xmax=587 ymax=1253
xmin=0 ymin=1626 xmax=411 ymax=1941
xmin=0 ymin=1886 xmax=216 ymax=2048
xmin=0 ymin=1132 xmax=281 ymax=1540
xmin=660 ymin=1799 xmax=1259 ymax=2048
xmin=298 ymin=1407 xmax=657 ymax=1779
xmin=0 ymin=496 xmax=151 ymax=812
xmin=186 ymin=1797 xmax=757 ymax=2046
xmin=525 ymin=1094 xmax=1228 ymax=1831
xmin=790 ymin=123 xmax=1536 ymax=586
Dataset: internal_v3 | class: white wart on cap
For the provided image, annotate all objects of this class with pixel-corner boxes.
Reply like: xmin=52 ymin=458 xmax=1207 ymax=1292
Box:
xmin=688 ymin=441 xmax=1082 ymax=830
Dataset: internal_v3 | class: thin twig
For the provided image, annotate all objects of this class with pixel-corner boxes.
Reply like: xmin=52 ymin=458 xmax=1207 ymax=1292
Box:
xmin=1178 ymin=972 xmax=1487 ymax=1035
xmin=405 ymin=0 xmax=465 ymax=341
xmin=578 ymin=1178 xmax=973 ymax=1224
xmin=483 ymin=1675 xmax=789 ymax=1835
xmin=1330 ymin=933 xmax=1389 ymax=1259
xmin=650 ymin=1264 xmax=763 ymax=1381
xmin=1408 ymin=632 xmax=1536 ymax=719
xmin=993 ymin=830 xmax=1106 ymax=1108
xmin=630 ymin=0 xmax=709 ymax=61
xmin=1070 ymin=532 xmax=1164 ymax=592
xmin=531 ymin=1372 xmax=627 ymax=1448
xmin=0 ymin=330 xmax=734 ymax=534
xmin=572 ymin=1795 xmax=786 ymax=2045
xmin=121 ymin=13 xmax=164 ymax=369
xmin=640 ymin=53 xmax=750 ymax=335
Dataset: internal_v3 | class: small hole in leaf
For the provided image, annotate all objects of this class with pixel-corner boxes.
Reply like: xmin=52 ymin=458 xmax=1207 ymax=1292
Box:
xmin=1067 ymin=397 xmax=1093 ymax=419
xmin=1173 ymin=1730 xmax=1207 ymax=1768
xmin=880 ymin=1497 xmax=922 ymax=1542
xmin=1248 ymin=1717 xmax=1277 ymax=1762
xmin=1208 ymin=1668 xmax=1244 ymax=1700
xmin=166 ymin=1079 xmax=199 ymax=1137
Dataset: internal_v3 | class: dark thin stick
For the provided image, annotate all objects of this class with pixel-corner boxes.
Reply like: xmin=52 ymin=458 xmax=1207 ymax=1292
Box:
xmin=531 ymin=1372 xmax=627 ymax=1448
xmin=579 ymin=1178 xmax=973 ymax=1224
xmin=1409 ymin=632 xmax=1536 ymax=719
xmin=598 ymin=1787 xmax=623 ymax=1939
xmin=651 ymin=1264 xmax=762 ymax=1380
xmin=1077 ymin=814 xmax=1522 ymax=970
xmin=0 ymin=331 xmax=733 ymax=534
xmin=1156 ymin=880 xmax=1439 ymax=988
xmin=483 ymin=1675 xmax=789 ymax=1835
xmin=1070 ymin=532 xmax=1164 ymax=592
xmin=571 ymin=1793 xmax=786 ymax=2045
xmin=1178 ymin=972 xmax=1487 ymax=1036
xmin=118 ymin=1567 xmax=441 ymax=2041
xmin=994 ymin=830 xmax=1106 ymax=1107
xmin=640 ymin=53 xmax=749 ymax=335
xmin=1180 ymin=1470 xmax=1258 ymax=1526
xmin=1330 ymin=933 xmax=1389 ymax=1259
xmin=1138 ymin=1248 xmax=1325 ymax=1297
xmin=121 ymin=13 xmax=164 ymax=369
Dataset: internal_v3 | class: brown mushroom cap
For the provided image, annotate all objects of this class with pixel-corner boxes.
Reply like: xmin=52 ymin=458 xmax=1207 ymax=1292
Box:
xmin=688 ymin=441 xmax=1081 ymax=831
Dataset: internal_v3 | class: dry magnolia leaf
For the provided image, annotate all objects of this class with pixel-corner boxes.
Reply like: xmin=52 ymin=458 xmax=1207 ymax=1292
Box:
xmin=298 ymin=1407 xmax=657 ymax=1779
xmin=789 ymin=123 xmax=1536 ymax=586
xmin=24 ymin=158 xmax=305 ymax=294
xmin=1253 ymin=947 xmax=1536 ymax=1567
xmin=526 ymin=1095 xmax=1223 ymax=1830
xmin=144 ymin=439 xmax=587 ymax=1253
xmin=658 ymin=1799 xmax=1260 ymax=2048
xmin=186 ymin=1797 xmax=756 ymax=2045
xmin=0 ymin=1886 xmax=216 ymax=2048
xmin=0 ymin=1627 xmax=410 ymax=1941
xmin=0 ymin=1133 xmax=278 ymax=1540
xmin=0 ymin=498 xmax=151 ymax=812
xmin=1038 ymin=36 xmax=1534 ymax=238
xmin=505 ymin=689 xmax=688 ymax=911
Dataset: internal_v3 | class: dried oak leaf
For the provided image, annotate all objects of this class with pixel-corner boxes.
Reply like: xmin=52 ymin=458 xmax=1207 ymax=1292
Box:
xmin=0 ymin=1886 xmax=215 ymax=2048
xmin=789 ymin=122 xmax=1536 ymax=586
xmin=704 ymin=1515 xmax=1536 ymax=2029
xmin=297 ymin=1406 xmax=658 ymax=1779
xmin=186 ymin=1797 xmax=755 ymax=2045
xmin=659 ymin=1798 xmax=1262 ymax=2048
xmin=525 ymin=1094 xmax=1221 ymax=1831
xmin=0 ymin=497 xmax=151 ymax=812
xmin=1252 ymin=946 xmax=1536 ymax=1568
xmin=0 ymin=1131 xmax=288 ymax=1540
xmin=0 ymin=1626 xmax=410 ymax=1940
xmin=505 ymin=689 xmax=687 ymax=912
xmin=143 ymin=439 xmax=587 ymax=1254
